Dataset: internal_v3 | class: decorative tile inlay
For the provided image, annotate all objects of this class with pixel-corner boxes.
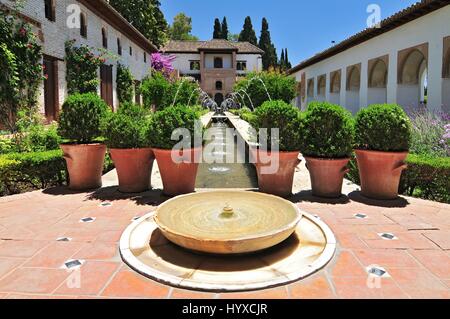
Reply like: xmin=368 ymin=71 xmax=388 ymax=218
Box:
xmin=80 ymin=217 xmax=96 ymax=223
xmin=63 ymin=259 xmax=84 ymax=270
xmin=378 ymin=233 xmax=398 ymax=240
xmin=99 ymin=202 xmax=112 ymax=207
xmin=56 ymin=237 xmax=72 ymax=242
xmin=354 ymin=213 xmax=368 ymax=219
xmin=366 ymin=266 xmax=390 ymax=278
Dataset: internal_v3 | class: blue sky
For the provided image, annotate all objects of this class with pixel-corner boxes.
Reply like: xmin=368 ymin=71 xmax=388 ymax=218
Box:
xmin=160 ymin=0 xmax=417 ymax=66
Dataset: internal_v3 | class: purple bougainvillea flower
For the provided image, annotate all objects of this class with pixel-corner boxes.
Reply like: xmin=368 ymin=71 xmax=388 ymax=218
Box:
xmin=151 ymin=52 xmax=175 ymax=77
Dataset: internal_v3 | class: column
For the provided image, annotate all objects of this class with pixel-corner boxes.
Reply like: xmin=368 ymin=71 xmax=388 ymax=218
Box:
xmin=340 ymin=67 xmax=347 ymax=107
xmin=387 ymin=51 xmax=398 ymax=104
xmin=359 ymin=60 xmax=368 ymax=108
xmin=427 ymin=38 xmax=444 ymax=112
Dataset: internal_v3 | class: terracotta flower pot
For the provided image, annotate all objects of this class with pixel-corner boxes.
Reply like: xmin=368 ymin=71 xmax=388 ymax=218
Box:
xmin=60 ymin=143 xmax=106 ymax=190
xmin=355 ymin=150 xmax=408 ymax=200
xmin=153 ymin=148 xmax=202 ymax=196
xmin=254 ymin=150 xmax=301 ymax=197
xmin=109 ymin=148 xmax=155 ymax=193
xmin=305 ymin=157 xmax=350 ymax=198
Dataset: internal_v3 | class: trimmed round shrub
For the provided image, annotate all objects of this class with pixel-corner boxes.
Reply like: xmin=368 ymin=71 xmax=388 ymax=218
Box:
xmin=355 ymin=104 xmax=412 ymax=152
xmin=251 ymin=100 xmax=302 ymax=152
xmin=301 ymin=102 xmax=354 ymax=158
xmin=102 ymin=103 xmax=150 ymax=149
xmin=58 ymin=93 xmax=111 ymax=143
xmin=148 ymin=105 xmax=202 ymax=150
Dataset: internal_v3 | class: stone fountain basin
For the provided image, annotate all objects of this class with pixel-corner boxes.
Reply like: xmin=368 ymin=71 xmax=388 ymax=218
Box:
xmin=154 ymin=191 xmax=302 ymax=254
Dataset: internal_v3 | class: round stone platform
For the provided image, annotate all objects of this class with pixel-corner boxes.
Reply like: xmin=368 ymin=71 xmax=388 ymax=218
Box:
xmin=120 ymin=211 xmax=336 ymax=292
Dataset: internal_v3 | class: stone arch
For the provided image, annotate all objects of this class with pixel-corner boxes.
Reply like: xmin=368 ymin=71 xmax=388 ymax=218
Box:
xmin=307 ymin=78 xmax=314 ymax=98
xmin=346 ymin=64 xmax=361 ymax=91
xmin=444 ymin=48 xmax=450 ymax=78
xmin=346 ymin=64 xmax=361 ymax=113
xmin=317 ymin=75 xmax=326 ymax=97
xmin=399 ymin=49 xmax=427 ymax=85
xmin=330 ymin=70 xmax=341 ymax=93
xmin=369 ymin=59 xmax=387 ymax=88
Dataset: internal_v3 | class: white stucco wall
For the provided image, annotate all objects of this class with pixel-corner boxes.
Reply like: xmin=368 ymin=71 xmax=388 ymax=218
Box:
xmin=6 ymin=0 xmax=153 ymax=112
xmin=236 ymin=54 xmax=263 ymax=74
xmin=292 ymin=5 xmax=450 ymax=113
xmin=204 ymin=53 xmax=232 ymax=69
xmin=171 ymin=53 xmax=201 ymax=75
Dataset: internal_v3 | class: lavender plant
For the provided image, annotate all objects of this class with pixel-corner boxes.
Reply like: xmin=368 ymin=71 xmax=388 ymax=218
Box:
xmin=408 ymin=109 xmax=450 ymax=157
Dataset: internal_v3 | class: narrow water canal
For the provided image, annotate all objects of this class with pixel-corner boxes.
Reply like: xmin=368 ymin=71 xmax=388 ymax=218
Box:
xmin=195 ymin=119 xmax=258 ymax=189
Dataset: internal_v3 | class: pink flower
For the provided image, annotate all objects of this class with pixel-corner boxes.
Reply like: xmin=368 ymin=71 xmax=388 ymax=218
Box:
xmin=19 ymin=28 xmax=26 ymax=36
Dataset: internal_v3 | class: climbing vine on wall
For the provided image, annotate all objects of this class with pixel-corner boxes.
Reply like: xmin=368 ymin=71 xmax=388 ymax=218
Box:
xmin=65 ymin=40 xmax=107 ymax=95
xmin=0 ymin=7 xmax=44 ymax=132
xmin=116 ymin=63 xmax=134 ymax=104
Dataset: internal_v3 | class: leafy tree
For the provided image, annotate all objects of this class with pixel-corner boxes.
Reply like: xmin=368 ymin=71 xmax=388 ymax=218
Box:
xmin=168 ymin=13 xmax=198 ymax=41
xmin=238 ymin=16 xmax=257 ymax=45
xmin=213 ymin=18 xmax=222 ymax=39
xmin=228 ymin=33 xmax=239 ymax=42
xmin=221 ymin=17 xmax=229 ymax=40
xmin=258 ymin=18 xmax=278 ymax=70
xmin=109 ymin=0 xmax=168 ymax=48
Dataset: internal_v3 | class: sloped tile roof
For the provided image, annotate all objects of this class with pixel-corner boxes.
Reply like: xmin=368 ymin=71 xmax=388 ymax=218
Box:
xmin=162 ymin=40 xmax=264 ymax=54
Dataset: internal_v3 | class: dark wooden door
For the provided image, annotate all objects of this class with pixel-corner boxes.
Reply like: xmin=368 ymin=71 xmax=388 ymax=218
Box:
xmin=100 ymin=64 xmax=113 ymax=108
xmin=43 ymin=55 xmax=59 ymax=122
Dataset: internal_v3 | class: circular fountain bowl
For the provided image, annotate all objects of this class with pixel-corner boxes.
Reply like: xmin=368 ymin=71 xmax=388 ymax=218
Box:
xmin=154 ymin=191 xmax=302 ymax=254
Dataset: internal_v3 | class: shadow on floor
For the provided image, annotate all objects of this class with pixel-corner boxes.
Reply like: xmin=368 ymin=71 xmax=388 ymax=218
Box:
xmin=86 ymin=186 xmax=169 ymax=206
xmin=289 ymin=190 xmax=350 ymax=205
xmin=347 ymin=191 xmax=409 ymax=208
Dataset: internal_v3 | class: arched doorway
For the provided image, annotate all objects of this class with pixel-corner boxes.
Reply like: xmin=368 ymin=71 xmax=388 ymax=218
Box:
xmin=368 ymin=57 xmax=388 ymax=105
xmin=397 ymin=46 xmax=428 ymax=110
xmin=346 ymin=64 xmax=361 ymax=113
xmin=214 ymin=93 xmax=224 ymax=106
xmin=329 ymin=70 xmax=341 ymax=105
xmin=317 ymin=75 xmax=326 ymax=101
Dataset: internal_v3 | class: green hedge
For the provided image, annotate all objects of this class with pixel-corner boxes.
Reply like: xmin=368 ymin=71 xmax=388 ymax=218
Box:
xmin=0 ymin=150 xmax=115 ymax=196
xmin=347 ymin=154 xmax=450 ymax=203
xmin=0 ymin=150 xmax=66 ymax=196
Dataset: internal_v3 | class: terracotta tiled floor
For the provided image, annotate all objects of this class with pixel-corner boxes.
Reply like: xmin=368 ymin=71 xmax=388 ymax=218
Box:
xmin=0 ymin=186 xmax=449 ymax=299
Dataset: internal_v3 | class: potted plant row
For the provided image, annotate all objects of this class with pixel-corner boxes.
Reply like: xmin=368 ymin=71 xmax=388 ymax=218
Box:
xmin=58 ymin=93 xmax=110 ymax=190
xmin=148 ymin=105 xmax=203 ymax=196
xmin=354 ymin=104 xmax=412 ymax=200
xmin=300 ymin=102 xmax=354 ymax=198
xmin=250 ymin=100 xmax=303 ymax=198
xmin=102 ymin=103 xmax=155 ymax=193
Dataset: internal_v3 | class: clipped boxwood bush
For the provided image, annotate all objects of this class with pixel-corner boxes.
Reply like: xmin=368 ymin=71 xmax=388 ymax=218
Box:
xmin=148 ymin=105 xmax=202 ymax=150
xmin=301 ymin=102 xmax=354 ymax=158
xmin=399 ymin=154 xmax=450 ymax=203
xmin=250 ymin=100 xmax=302 ymax=151
xmin=58 ymin=93 xmax=111 ymax=143
xmin=355 ymin=104 xmax=412 ymax=152
xmin=116 ymin=63 xmax=134 ymax=104
xmin=102 ymin=103 xmax=150 ymax=149
xmin=234 ymin=72 xmax=297 ymax=108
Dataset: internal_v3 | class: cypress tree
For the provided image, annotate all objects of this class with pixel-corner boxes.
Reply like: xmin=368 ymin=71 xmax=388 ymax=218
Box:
xmin=285 ymin=48 xmax=292 ymax=69
xmin=221 ymin=17 xmax=229 ymax=40
xmin=280 ymin=49 xmax=286 ymax=70
xmin=258 ymin=18 xmax=277 ymax=70
xmin=238 ymin=16 xmax=257 ymax=45
xmin=213 ymin=18 xmax=222 ymax=39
